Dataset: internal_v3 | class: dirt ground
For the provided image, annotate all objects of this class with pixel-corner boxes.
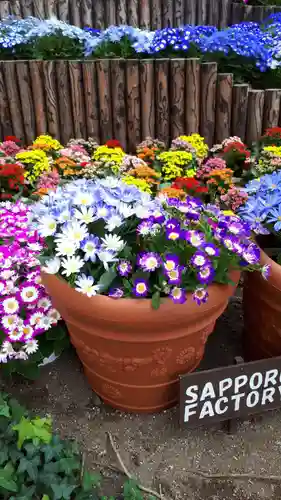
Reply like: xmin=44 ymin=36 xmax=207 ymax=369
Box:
xmin=2 ymin=295 xmax=281 ymax=500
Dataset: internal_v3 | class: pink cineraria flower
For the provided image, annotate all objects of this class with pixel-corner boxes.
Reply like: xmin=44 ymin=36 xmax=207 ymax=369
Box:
xmin=220 ymin=186 xmax=248 ymax=211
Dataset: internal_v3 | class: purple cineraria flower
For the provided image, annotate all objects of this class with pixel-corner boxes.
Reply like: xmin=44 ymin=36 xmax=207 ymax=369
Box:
xmin=163 ymin=254 xmax=179 ymax=272
xmin=166 ymin=227 xmax=181 ymax=241
xmin=166 ymin=267 xmax=183 ymax=285
xmin=137 ymin=252 xmax=161 ymax=272
xmin=185 ymin=230 xmax=205 ymax=248
xmin=197 ymin=265 xmax=215 ymax=285
xmin=261 ymin=264 xmax=270 ymax=280
xmin=192 ymin=287 xmax=209 ymax=305
xmin=169 ymin=287 xmax=186 ymax=304
xmin=117 ymin=260 xmax=132 ymax=277
xmin=108 ymin=287 xmax=124 ymax=298
xmin=190 ymin=251 xmax=209 ymax=268
xmin=202 ymin=242 xmax=220 ymax=257
xmin=166 ymin=198 xmax=180 ymax=208
xmin=166 ymin=218 xmax=180 ymax=230
xmin=242 ymin=243 xmax=261 ymax=265
xmin=222 ymin=235 xmax=237 ymax=252
xmin=137 ymin=219 xmax=154 ymax=236
xmin=133 ymin=278 xmax=148 ymax=297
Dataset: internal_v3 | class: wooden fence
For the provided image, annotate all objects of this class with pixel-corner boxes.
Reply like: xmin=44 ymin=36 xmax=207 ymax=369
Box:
xmin=0 ymin=0 xmax=280 ymax=28
xmin=1 ymin=58 xmax=280 ymax=149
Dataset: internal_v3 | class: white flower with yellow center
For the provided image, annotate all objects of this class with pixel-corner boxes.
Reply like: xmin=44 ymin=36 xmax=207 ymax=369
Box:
xmin=24 ymin=339 xmax=39 ymax=355
xmin=74 ymin=206 xmax=95 ymax=224
xmin=61 ymin=255 xmax=84 ymax=277
xmin=55 ymin=238 xmax=78 ymax=257
xmin=38 ymin=216 xmax=57 ymax=237
xmin=2 ymin=298 xmax=20 ymax=314
xmin=20 ymin=324 xmax=34 ymax=340
xmin=101 ymin=234 xmax=125 ymax=252
xmin=62 ymin=221 xmax=88 ymax=244
xmin=42 ymin=256 xmax=61 ymax=275
xmin=2 ymin=314 xmax=19 ymax=330
xmin=73 ymin=191 xmax=94 ymax=206
xmin=19 ymin=286 xmax=39 ymax=303
xmin=75 ymin=274 xmax=100 ymax=297
xmin=47 ymin=308 xmax=61 ymax=324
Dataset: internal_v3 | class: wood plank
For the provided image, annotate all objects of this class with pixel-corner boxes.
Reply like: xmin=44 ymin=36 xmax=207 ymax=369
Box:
xmin=9 ymin=1 xmax=22 ymax=18
xmin=140 ymin=60 xmax=155 ymax=139
xmin=56 ymin=61 xmax=74 ymax=144
xmin=151 ymin=0 xmax=162 ymax=29
xmin=96 ymin=60 xmax=113 ymax=143
xmin=174 ymin=0 xmax=184 ymax=27
xmin=82 ymin=61 xmax=100 ymax=142
xmin=231 ymin=3 xmax=243 ymax=24
xmin=231 ymin=84 xmax=249 ymax=141
xmin=243 ymin=5 xmax=254 ymax=22
xmin=16 ymin=62 xmax=36 ymax=144
xmin=185 ymin=58 xmax=200 ymax=134
xmin=21 ymin=0 xmax=34 ymax=17
xmin=126 ymin=60 xmax=141 ymax=152
xmin=33 ymin=0 xmax=45 ymax=19
xmin=139 ymin=0 xmax=150 ymax=28
xmin=155 ymin=59 xmax=169 ymax=145
xmin=44 ymin=0 xmax=57 ymax=18
xmin=42 ymin=61 xmax=60 ymax=140
xmin=263 ymin=89 xmax=281 ymax=130
xmin=58 ymin=0 xmax=69 ymax=22
xmin=200 ymin=62 xmax=217 ymax=146
xmin=252 ymin=6 xmax=264 ymax=23
xmin=81 ymin=0 xmax=93 ymax=27
xmin=70 ymin=0 xmax=81 ymax=28
xmin=208 ymin=0 xmax=219 ymax=26
xmin=185 ymin=0 xmax=196 ymax=25
xmin=69 ymin=62 xmax=86 ymax=139
xmin=116 ymin=0 xmax=127 ymax=25
xmin=246 ymin=89 xmax=265 ymax=144
xmin=128 ymin=0 xmax=139 ymax=26
xmin=0 ymin=62 xmax=12 ymax=138
xmin=3 ymin=62 xmax=24 ymax=141
xmin=215 ymin=73 xmax=233 ymax=143
xmin=111 ymin=59 xmax=127 ymax=151
xmin=197 ymin=0 xmax=208 ymax=25
xmin=29 ymin=61 xmax=47 ymax=136
xmin=170 ymin=59 xmax=185 ymax=139
xmin=220 ymin=0 xmax=231 ymax=28
xmin=0 ymin=1 xmax=10 ymax=18
xmin=162 ymin=0 xmax=173 ymax=28
xmin=106 ymin=0 xmax=116 ymax=26
xmin=93 ymin=0 xmax=105 ymax=29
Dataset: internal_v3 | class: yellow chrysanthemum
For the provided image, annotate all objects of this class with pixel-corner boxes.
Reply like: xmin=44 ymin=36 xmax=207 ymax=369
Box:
xmin=92 ymin=146 xmax=125 ymax=174
xmin=32 ymin=135 xmax=63 ymax=152
xmin=122 ymin=176 xmax=152 ymax=193
xmin=16 ymin=150 xmax=50 ymax=183
xmin=263 ymin=146 xmax=281 ymax=157
xmin=158 ymin=151 xmax=193 ymax=181
xmin=178 ymin=134 xmax=208 ymax=159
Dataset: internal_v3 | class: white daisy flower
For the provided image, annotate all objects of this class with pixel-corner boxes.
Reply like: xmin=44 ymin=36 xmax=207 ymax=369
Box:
xmin=38 ymin=216 xmax=57 ymax=237
xmin=37 ymin=297 xmax=52 ymax=310
xmin=1 ymin=341 xmax=15 ymax=356
xmin=19 ymin=286 xmax=39 ymax=303
xmin=75 ymin=274 xmax=100 ymax=297
xmin=74 ymin=206 xmax=95 ymax=224
xmin=47 ymin=308 xmax=61 ymax=324
xmin=2 ymin=297 xmax=20 ymax=314
xmin=55 ymin=239 xmax=78 ymax=257
xmin=24 ymin=339 xmax=39 ymax=355
xmin=38 ymin=316 xmax=53 ymax=331
xmin=97 ymin=250 xmax=118 ymax=270
xmin=101 ymin=234 xmax=125 ymax=252
xmin=19 ymin=324 xmax=34 ymax=340
xmin=2 ymin=314 xmax=19 ymax=330
xmin=61 ymin=255 xmax=85 ymax=277
xmin=29 ymin=311 xmax=45 ymax=327
xmin=62 ymin=221 xmax=88 ymax=244
xmin=14 ymin=351 xmax=28 ymax=361
xmin=105 ymin=214 xmax=124 ymax=232
xmin=118 ymin=202 xmax=135 ymax=219
xmin=0 ymin=270 xmax=15 ymax=280
xmin=73 ymin=191 xmax=94 ymax=206
xmin=42 ymin=256 xmax=61 ymax=275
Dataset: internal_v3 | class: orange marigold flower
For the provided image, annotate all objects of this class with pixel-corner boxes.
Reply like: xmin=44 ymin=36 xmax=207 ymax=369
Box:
xmin=159 ymin=187 xmax=186 ymax=199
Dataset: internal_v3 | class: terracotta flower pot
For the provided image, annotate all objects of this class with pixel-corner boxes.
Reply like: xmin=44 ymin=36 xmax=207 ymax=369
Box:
xmin=243 ymin=249 xmax=281 ymax=360
xmin=42 ymin=271 xmax=240 ymax=413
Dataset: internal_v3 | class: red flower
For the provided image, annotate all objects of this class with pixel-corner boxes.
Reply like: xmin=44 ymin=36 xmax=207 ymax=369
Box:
xmin=264 ymin=127 xmax=281 ymax=138
xmin=223 ymin=141 xmax=250 ymax=158
xmin=80 ymin=162 xmax=89 ymax=167
xmin=172 ymin=177 xmax=208 ymax=193
xmin=105 ymin=139 xmax=122 ymax=149
xmin=4 ymin=135 xmax=21 ymax=143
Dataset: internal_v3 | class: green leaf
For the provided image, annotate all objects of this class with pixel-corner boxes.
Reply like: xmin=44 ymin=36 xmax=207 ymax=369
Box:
xmin=151 ymin=291 xmax=161 ymax=310
xmin=13 ymin=416 xmax=52 ymax=449
xmin=0 ymin=401 xmax=10 ymax=418
xmin=97 ymin=267 xmax=117 ymax=292
xmin=42 ymin=496 xmax=50 ymax=500
xmin=17 ymin=457 xmax=38 ymax=481
xmin=16 ymin=362 xmax=40 ymax=380
xmin=58 ymin=457 xmax=80 ymax=475
xmin=0 ymin=464 xmax=18 ymax=493
xmin=9 ymin=399 xmax=26 ymax=422
xmin=82 ymin=471 xmax=101 ymax=492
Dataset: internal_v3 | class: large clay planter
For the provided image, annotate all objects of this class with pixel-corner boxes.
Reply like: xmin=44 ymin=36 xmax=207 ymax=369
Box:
xmin=243 ymin=249 xmax=281 ymax=360
xmin=42 ymin=271 xmax=240 ymax=413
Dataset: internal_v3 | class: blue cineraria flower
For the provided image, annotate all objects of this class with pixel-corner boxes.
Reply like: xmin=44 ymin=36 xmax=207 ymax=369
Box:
xmin=267 ymin=205 xmax=281 ymax=232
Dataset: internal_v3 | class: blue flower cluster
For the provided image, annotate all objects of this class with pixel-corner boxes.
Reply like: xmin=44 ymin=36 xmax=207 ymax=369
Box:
xmin=239 ymin=171 xmax=281 ymax=234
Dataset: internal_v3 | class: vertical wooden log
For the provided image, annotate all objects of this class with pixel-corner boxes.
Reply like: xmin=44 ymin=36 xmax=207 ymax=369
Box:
xmin=96 ymin=60 xmax=113 ymax=143
xmin=185 ymin=59 xmax=200 ymax=134
xmin=0 ymin=1 xmax=10 ymax=18
xmin=139 ymin=0 xmax=150 ymax=29
xmin=162 ymin=0 xmax=173 ymax=27
xmin=155 ymin=59 xmax=169 ymax=145
xmin=174 ymin=0 xmax=184 ymax=27
xmin=3 ymin=62 xmax=24 ymax=141
xmin=215 ymin=74 xmax=233 ymax=143
xmin=9 ymin=1 xmax=22 ymax=18
xmin=81 ymin=0 xmax=93 ymax=27
xmin=231 ymin=84 xmax=249 ymax=141
xmin=56 ymin=61 xmax=74 ymax=144
xmin=197 ymin=0 xmax=208 ymax=25
xmin=126 ymin=60 xmax=141 ymax=152
xmin=70 ymin=0 xmax=81 ymax=27
xmin=220 ymin=0 xmax=231 ymax=28
xmin=140 ymin=60 xmax=155 ymax=139
xmin=29 ymin=61 xmax=47 ymax=136
xmin=208 ymin=0 xmax=219 ymax=26
xmin=69 ymin=62 xmax=86 ymax=139
xmin=246 ymin=89 xmax=265 ymax=144
xmin=185 ymin=0 xmax=196 ymax=25
xmin=111 ymin=59 xmax=127 ymax=151
xmin=252 ymin=6 xmax=264 ymax=23
xmin=93 ymin=0 xmax=105 ymax=29
xmin=243 ymin=5 xmax=254 ymax=22
xmin=231 ymin=3 xmax=243 ymax=24
xmin=151 ymin=0 xmax=162 ymax=29
xmin=82 ymin=62 xmax=100 ymax=142
xmin=116 ymin=0 xmax=127 ymax=24
xmin=58 ymin=0 xmax=70 ymax=22
xmin=33 ymin=0 xmax=45 ymax=19
xmin=170 ymin=59 xmax=185 ymax=139
xmin=16 ymin=62 xmax=36 ymax=144
xmin=42 ymin=61 xmax=60 ymax=140
xmin=106 ymin=0 xmax=116 ymax=26
xmin=0 ymin=63 xmax=12 ymax=138
xmin=263 ymin=89 xmax=281 ymax=130
xmin=22 ymin=0 xmax=34 ymax=17
xmin=128 ymin=0 xmax=139 ymax=26
xmin=44 ymin=0 xmax=57 ymax=18
xmin=200 ymin=62 xmax=217 ymax=146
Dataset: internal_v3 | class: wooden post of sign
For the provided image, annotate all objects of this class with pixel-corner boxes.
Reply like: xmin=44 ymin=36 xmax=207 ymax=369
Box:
xmin=185 ymin=0 xmax=196 ymax=25
xmin=215 ymin=73 xmax=233 ymax=143
xmin=162 ymin=0 xmax=173 ymax=27
xmin=151 ymin=0 xmax=162 ymax=29
xmin=263 ymin=89 xmax=281 ymax=130
xmin=56 ymin=61 xmax=74 ymax=144
xmin=200 ymin=62 xmax=217 ymax=146
xmin=29 ymin=61 xmax=47 ymax=136
xmin=155 ymin=59 xmax=170 ymax=145
xmin=170 ymin=59 xmax=185 ymax=139
xmin=82 ymin=62 xmax=100 ymax=142
xmin=174 ymin=0 xmax=184 ymax=27
xmin=225 ymin=356 xmax=244 ymax=434
xmin=111 ymin=59 xmax=127 ymax=151
xmin=231 ymin=84 xmax=249 ymax=141
xmin=140 ymin=60 xmax=155 ymax=139
xmin=126 ymin=60 xmax=141 ymax=152
xmin=185 ymin=58 xmax=200 ymax=135
xmin=70 ymin=0 xmax=81 ymax=27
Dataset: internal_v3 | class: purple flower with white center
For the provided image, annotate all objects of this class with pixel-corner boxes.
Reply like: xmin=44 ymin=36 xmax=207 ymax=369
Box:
xmin=169 ymin=287 xmax=186 ymax=304
xmin=242 ymin=243 xmax=261 ymax=265
xmin=133 ymin=278 xmax=148 ymax=297
xmin=81 ymin=235 xmax=100 ymax=262
xmin=166 ymin=227 xmax=181 ymax=241
xmin=202 ymin=242 xmax=220 ymax=257
xmin=261 ymin=264 xmax=270 ymax=280
xmin=117 ymin=260 xmax=132 ymax=277
xmin=186 ymin=230 xmax=205 ymax=248
xmin=166 ymin=218 xmax=180 ymax=230
xmin=228 ymin=220 xmax=247 ymax=236
xmin=108 ymin=287 xmax=124 ymax=298
xmin=166 ymin=198 xmax=180 ymax=208
xmin=166 ymin=267 xmax=183 ymax=285
xmin=192 ymin=287 xmax=209 ymax=305
xmin=190 ymin=251 xmax=209 ymax=268
xmin=163 ymin=254 xmax=179 ymax=272
xmin=137 ymin=219 xmax=154 ymax=236
xmin=222 ymin=235 xmax=236 ymax=252
xmin=197 ymin=265 xmax=215 ymax=285
xmin=137 ymin=252 xmax=161 ymax=272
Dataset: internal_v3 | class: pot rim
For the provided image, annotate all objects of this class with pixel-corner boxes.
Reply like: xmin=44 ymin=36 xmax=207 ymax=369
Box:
xmin=256 ymin=247 xmax=281 ymax=292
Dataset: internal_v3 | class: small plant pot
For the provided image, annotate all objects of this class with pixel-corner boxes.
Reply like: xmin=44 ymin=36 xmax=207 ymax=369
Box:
xmin=42 ymin=271 xmax=240 ymax=413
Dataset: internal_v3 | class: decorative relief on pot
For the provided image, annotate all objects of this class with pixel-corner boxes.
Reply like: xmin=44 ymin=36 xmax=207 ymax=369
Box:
xmin=151 ymin=365 xmax=168 ymax=377
xmin=176 ymin=347 xmax=196 ymax=365
xmin=102 ymin=384 xmax=122 ymax=400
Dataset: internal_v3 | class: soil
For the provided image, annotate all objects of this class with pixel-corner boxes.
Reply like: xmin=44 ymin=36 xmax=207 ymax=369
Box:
xmin=2 ymin=294 xmax=281 ymax=500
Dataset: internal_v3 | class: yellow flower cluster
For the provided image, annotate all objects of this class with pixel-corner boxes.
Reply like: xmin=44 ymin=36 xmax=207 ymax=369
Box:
xmin=178 ymin=134 xmax=208 ymax=159
xmin=16 ymin=149 xmax=50 ymax=183
xmin=158 ymin=151 xmax=194 ymax=181
xmin=32 ymin=135 xmax=63 ymax=152
xmin=122 ymin=176 xmax=152 ymax=193
xmin=92 ymin=146 xmax=125 ymax=174
xmin=263 ymin=145 xmax=281 ymax=157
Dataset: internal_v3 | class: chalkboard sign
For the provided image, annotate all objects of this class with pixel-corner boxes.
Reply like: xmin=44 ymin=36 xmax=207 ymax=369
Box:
xmin=180 ymin=356 xmax=281 ymax=427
